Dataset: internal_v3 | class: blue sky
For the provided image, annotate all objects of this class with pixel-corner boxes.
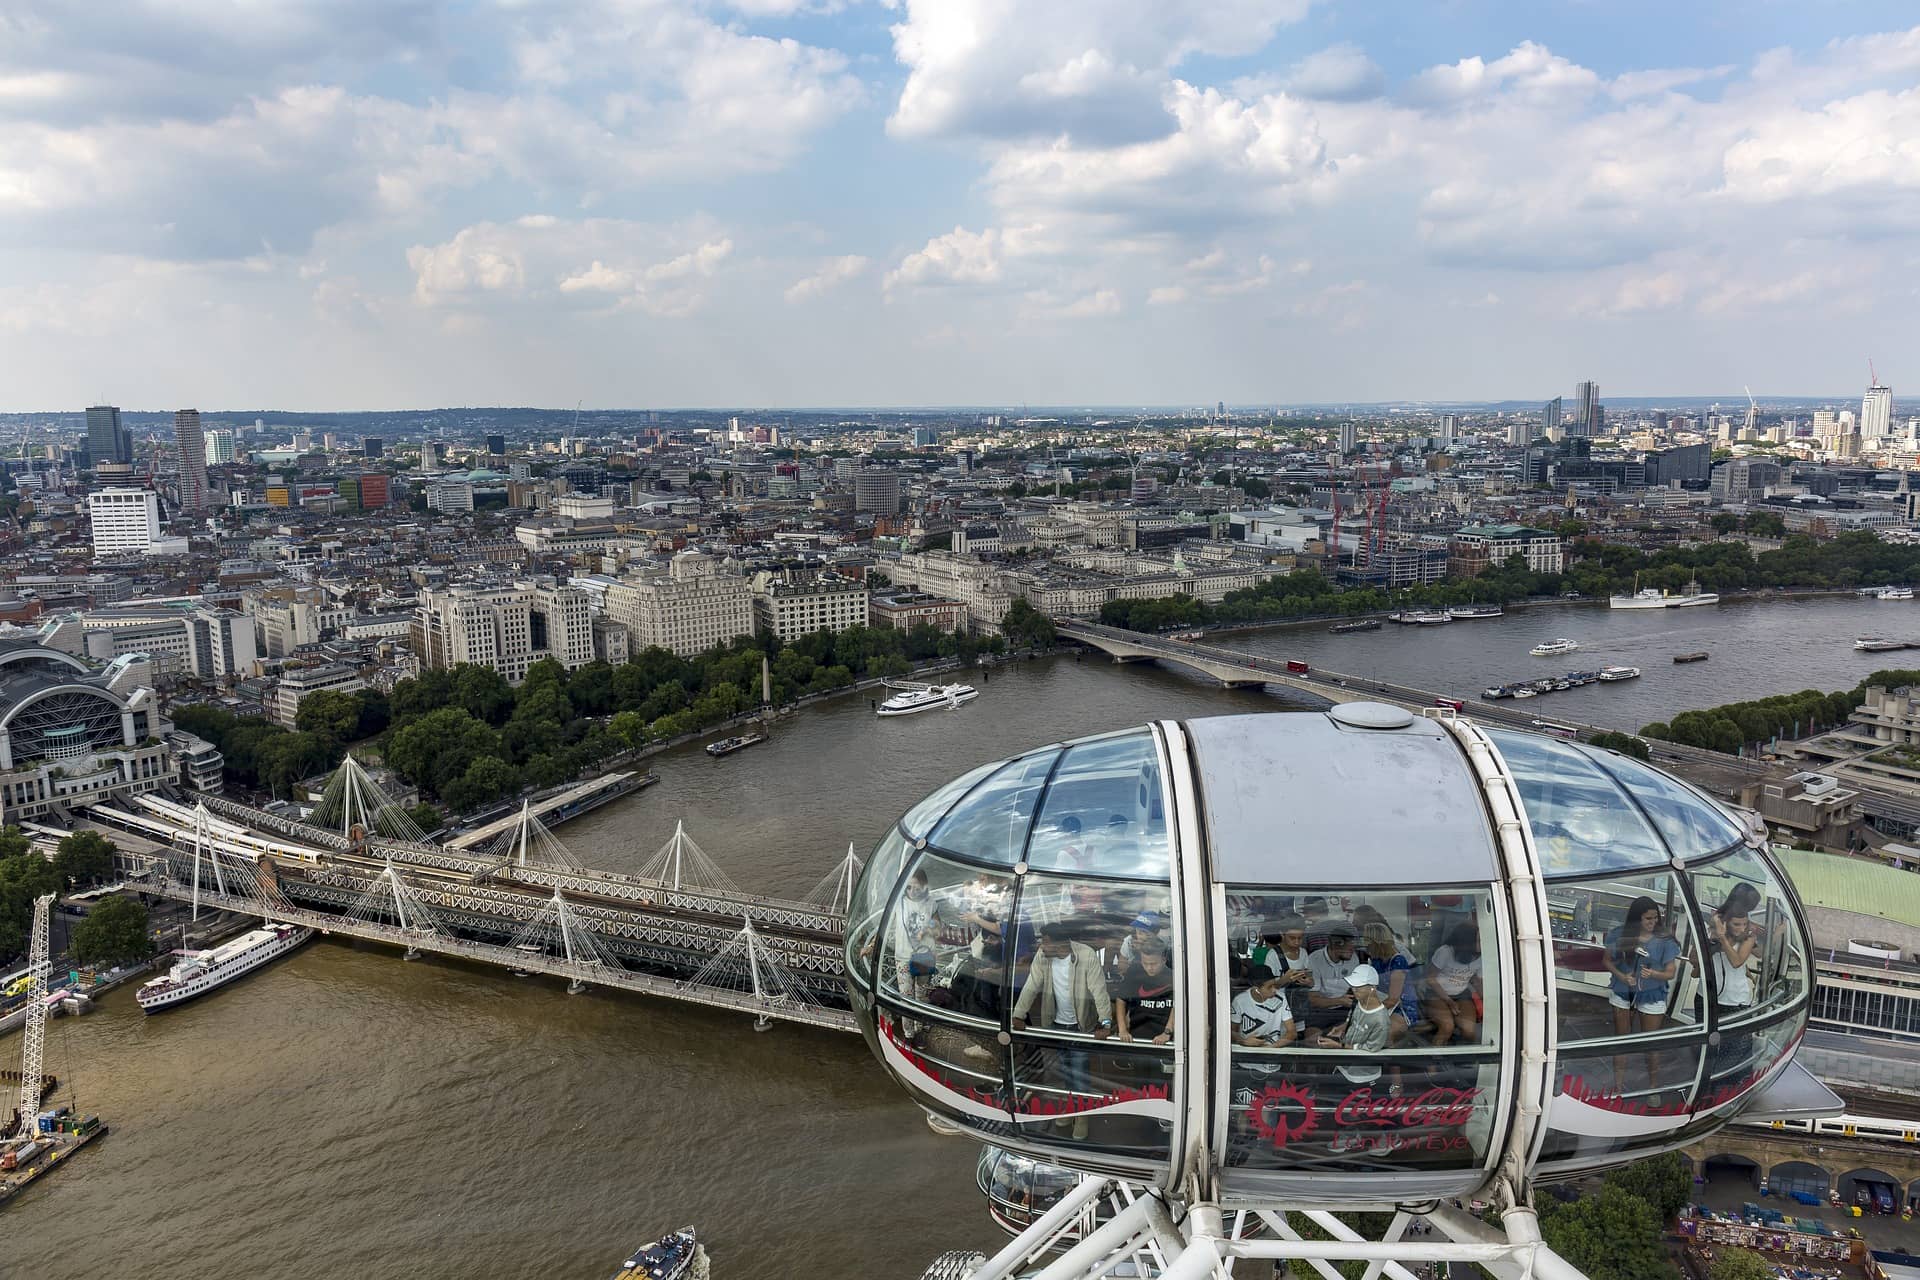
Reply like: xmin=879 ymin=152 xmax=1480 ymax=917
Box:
xmin=3 ymin=1 xmax=1919 ymax=409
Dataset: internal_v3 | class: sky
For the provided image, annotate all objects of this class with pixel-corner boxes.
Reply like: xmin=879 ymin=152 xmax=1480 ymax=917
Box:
xmin=4 ymin=1 xmax=1920 ymax=411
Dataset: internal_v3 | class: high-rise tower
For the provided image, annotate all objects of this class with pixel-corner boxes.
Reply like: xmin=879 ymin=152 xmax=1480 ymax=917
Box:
xmin=1863 ymin=377 xmax=1894 ymax=441
xmin=174 ymin=409 xmax=209 ymax=510
xmin=86 ymin=405 xmax=132 ymax=466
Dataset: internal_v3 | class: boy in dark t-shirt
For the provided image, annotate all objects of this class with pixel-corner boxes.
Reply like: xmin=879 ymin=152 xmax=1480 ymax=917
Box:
xmin=1114 ymin=936 xmax=1176 ymax=1043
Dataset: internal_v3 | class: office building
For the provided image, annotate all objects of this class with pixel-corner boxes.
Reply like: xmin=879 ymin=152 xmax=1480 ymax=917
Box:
xmin=427 ymin=481 xmax=475 ymax=513
xmin=1864 ymin=381 xmax=1894 ymax=442
xmin=244 ymin=585 xmax=347 ymax=658
xmin=271 ymin=663 xmax=368 ymax=728
xmin=86 ymin=405 xmax=132 ymax=467
xmin=87 ymin=488 xmax=163 ymax=556
xmin=912 ymin=427 xmax=939 ymax=447
xmin=751 ymin=569 xmax=870 ymax=643
xmin=77 ymin=603 xmax=258 ymax=680
xmin=413 ymin=580 xmax=596 ymax=683
xmin=205 ymin=429 xmax=236 ymax=464
xmin=1439 ymin=415 xmax=1459 ymax=442
xmin=1449 ymin=525 xmax=1564 ymax=576
xmin=603 ymin=552 xmax=754 ymax=657
xmin=1542 ymin=397 xmax=1562 ymax=436
xmin=174 ymin=409 xmax=209 ymax=509
xmin=363 ymin=437 xmax=385 ymax=458
xmin=1709 ymin=457 xmax=1785 ymax=504
xmin=1571 ymin=382 xmax=1599 ymax=438
xmin=1337 ymin=421 xmax=1357 ymax=454
xmin=853 ymin=469 xmax=903 ymax=515
xmin=486 ymin=434 xmax=506 ymax=456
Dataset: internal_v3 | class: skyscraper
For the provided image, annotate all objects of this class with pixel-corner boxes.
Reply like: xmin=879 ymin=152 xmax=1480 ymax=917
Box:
xmin=1572 ymin=382 xmax=1599 ymax=437
xmin=364 ymin=438 xmax=385 ymax=458
xmin=86 ymin=405 xmax=132 ymax=466
xmin=173 ymin=409 xmax=209 ymax=510
xmin=1337 ymin=420 xmax=1357 ymax=454
xmin=486 ymin=434 xmax=506 ymax=456
xmin=1542 ymin=397 xmax=1562 ymax=435
xmin=1863 ymin=379 xmax=1894 ymax=441
xmin=206 ymin=429 xmax=236 ymax=464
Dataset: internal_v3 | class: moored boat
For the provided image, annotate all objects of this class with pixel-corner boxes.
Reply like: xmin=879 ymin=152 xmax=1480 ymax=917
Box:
xmin=704 ymin=733 xmax=767 ymax=757
xmin=1328 ymin=619 xmax=1383 ymax=634
xmin=1879 ymin=586 xmax=1916 ymax=601
xmin=1446 ymin=605 xmax=1503 ymax=620
xmin=1598 ymin=665 xmax=1641 ymax=681
xmin=136 ymin=922 xmax=312 ymax=1013
xmin=1673 ymin=651 xmax=1709 ymax=663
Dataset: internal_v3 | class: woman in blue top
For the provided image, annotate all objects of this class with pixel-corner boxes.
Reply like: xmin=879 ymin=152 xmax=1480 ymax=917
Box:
xmin=1605 ymin=895 xmax=1681 ymax=1034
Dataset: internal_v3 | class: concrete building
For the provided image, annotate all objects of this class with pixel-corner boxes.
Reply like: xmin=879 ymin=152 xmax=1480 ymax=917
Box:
xmin=427 ymin=481 xmax=475 ymax=514
xmin=854 ymin=469 xmax=903 ymax=515
xmin=1709 ymin=458 xmax=1785 ymax=504
xmin=75 ymin=603 xmax=258 ymax=680
xmin=603 ymin=552 xmax=754 ymax=657
xmin=1337 ymin=421 xmax=1357 ymax=454
xmin=1542 ymin=397 xmax=1562 ymax=437
xmin=869 ymin=592 xmax=969 ymax=634
xmin=86 ymin=405 xmax=131 ymax=467
xmin=1449 ymin=524 xmax=1564 ymax=576
xmin=412 ymin=579 xmax=596 ymax=683
xmin=884 ymin=551 xmax=1014 ymax=630
xmin=205 ymin=428 xmax=236 ymax=464
xmin=271 ymin=662 xmax=368 ymax=728
xmin=174 ymin=409 xmax=210 ymax=510
xmin=1865 ymin=381 xmax=1895 ymax=442
xmin=751 ymin=569 xmax=869 ymax=643
xmin=243 ymin=585 xmax=347 ymax=658
xmin=0 ymin=642 xmax=192 ymax=821
xmin=1572 ymin=381 xmax=1599 ymax=438
xmin=87 ymin=488 xmax=163 ymax=556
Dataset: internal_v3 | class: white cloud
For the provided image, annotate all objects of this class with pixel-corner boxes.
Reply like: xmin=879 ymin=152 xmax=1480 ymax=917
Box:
xmin=1061 ymin=288 xmax=1122 ymax=317
xmin=784 ymin=254 xmax=871 ymax=303
xmin=1147 ymin=285 xmax=1188 ymax=305
xmin=885 ymin=227 xmax=1003 ymax=292
xmin=410 ymin=218 xmax=733 ymax=315
xmin=1405 ymin=41 xmax=1602 ymax=109
xmin=887 ymin=0 xmax=1312 ymax=144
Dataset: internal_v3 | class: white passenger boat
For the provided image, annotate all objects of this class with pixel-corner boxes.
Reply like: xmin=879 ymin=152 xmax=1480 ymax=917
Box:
xmin=877 ymin=682 xmax=979 ymax=717
xmin=136 ymin=922 xmax=312 ymax=1013
xmin=1608 ymin=587 xmax=1669 ymax=610
xmin=1529 ymin=639 xmax=1580 ymax=657
xmin=1598 ymin=666 xmax=1642 ymax=681
xmin=1879 ymin=586 xmax=1916 ymax=601
xmin=1666 ymin=578 xmax=1720 ymax=607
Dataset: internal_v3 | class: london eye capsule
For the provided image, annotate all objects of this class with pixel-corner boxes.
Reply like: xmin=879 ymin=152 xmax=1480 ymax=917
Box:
xmin=845 ymin=705 xmax=1823 ymax=1207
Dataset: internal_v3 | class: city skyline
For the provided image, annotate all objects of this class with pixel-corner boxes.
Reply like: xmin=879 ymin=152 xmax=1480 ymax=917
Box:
xmin=4 ymin=4 xmax=1920 ymax=409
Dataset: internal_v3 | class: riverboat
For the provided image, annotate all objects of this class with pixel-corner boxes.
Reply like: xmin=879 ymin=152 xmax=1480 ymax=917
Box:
xmin=704 ymin=733 xmax=766 ymax=758
xmin=1667 ymin=578 xmax=1720 ymax=607
xmin=1854 ymin=638 xmax=1913 ymax=652
xmin=1598 ymin=666 xmax=1642 ymax=681
xmin=1530 ymin=639 xmax=1579 ymax=657
xmin=1673 ymin=651 xmax=1710 ymax=663
xmin=1328 ymin=619 xmax=1383 ymax=634
xmin=1608 ymin=587 xmax=1669 ymax=610
xmin=136 ymin=923 xmax=312 ymax=1013
xmin=613 ymin=1227 xmax=707 ymax=1280
xmin=1879 ymin=586 xmax=1916 ymax=601
xmin=1446 ymin=605 xmax=1503 ymax=620
xmin=877 ymin=682 xmax=980 ymax=717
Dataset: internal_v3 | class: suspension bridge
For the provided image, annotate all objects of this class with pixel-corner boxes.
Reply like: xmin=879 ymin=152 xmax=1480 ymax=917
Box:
xmin=76 ymin=756 xmax=862 ymax=1034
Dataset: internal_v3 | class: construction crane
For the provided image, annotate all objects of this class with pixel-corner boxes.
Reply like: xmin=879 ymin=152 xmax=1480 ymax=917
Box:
xmin=14 ymin=893 xmax=51 ymax=1139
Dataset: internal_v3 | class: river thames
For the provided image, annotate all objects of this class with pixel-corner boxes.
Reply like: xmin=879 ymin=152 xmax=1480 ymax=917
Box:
xmin=8 ymin=593 xmax=1914 ymax=1279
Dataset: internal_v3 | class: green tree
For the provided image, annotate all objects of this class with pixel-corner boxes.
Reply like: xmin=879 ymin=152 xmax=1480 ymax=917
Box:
xmin=294 ymin=689 xmax=363 ymax=745
xmin=1711 ymin=1248 xmax=1773 ymax=1280
xmin=1002 ymin=597 xmax=1058 ymax=649
xmin=53 ymin=831 xmax=116 ymax=888
xmin=1709 ymin=512 xmax=1741 ymax=535
xmin=405 ymin=803 xmax=443 ymax=833
xmin=1604 ymin=1151 xmax=1691 ymax=1221
xmin=1743 ymin=511 xmax=1786 ymax=537
xmin=1535 ymin=1184 xmax=1672 ymax=1280
xmin=441 ymin=755 xmax=520 ymax=814
xmin=68 ymin=895 xmax=152 ymax=967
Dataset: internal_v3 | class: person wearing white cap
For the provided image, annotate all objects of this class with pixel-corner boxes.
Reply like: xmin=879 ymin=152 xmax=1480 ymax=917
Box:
xmin=1324 ymin=964 xmax=1392 ymax=1084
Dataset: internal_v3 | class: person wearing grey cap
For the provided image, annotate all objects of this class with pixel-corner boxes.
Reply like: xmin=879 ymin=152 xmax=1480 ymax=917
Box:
xmin=1324 ymin=963 xmax=1392 ymax=1084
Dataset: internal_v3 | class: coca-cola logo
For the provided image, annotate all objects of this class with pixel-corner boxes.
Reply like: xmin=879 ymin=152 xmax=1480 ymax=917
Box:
xmin=1250 ymin=1082 xmax=1483 ymax=1151
xmin=1335 ymin=1086 xmax=1481 ymax=1129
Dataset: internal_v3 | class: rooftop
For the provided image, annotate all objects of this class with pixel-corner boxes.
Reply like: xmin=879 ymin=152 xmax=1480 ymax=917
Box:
xmin=1778 ymin=848 xmax=1920 ymax=929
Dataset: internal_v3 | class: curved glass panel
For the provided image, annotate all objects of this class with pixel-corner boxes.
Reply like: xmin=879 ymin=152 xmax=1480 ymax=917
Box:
xmin=1011 ymin=872 xmax=1174 ymax=1028
xmin=1547 ymin=870 xmax=1705 ymax=1045
xmin=1009 ymin=1037 xmax=1174 ymax=1159
xmin=1487 ymin=729 xmax=1668 ymax=876
xmin=902 ymin=759 xmax=1002 ymax=839
xmin=847 ymin=826 xmax=914 ymax=987
xmin=873 ymin=1003 xmax=1013 ymax=1126
xmin=1027 ymin=732 xmax=1169 ymax=879
xmin=1590 ymin=751 xmax=1744 ymax=861
xmin=1540 ymin=1040 xmax=1707 ymax=1164
xmin=978 ymin=1147 xmax=1089 ymax=1231
xmin=1688 ymin=849 xmax=1808 ymax=1025
xmin=930 ymin=749 xmax=1062 ymax=865
xmin=876 ymin=852 xmax=1016 ymax=1026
